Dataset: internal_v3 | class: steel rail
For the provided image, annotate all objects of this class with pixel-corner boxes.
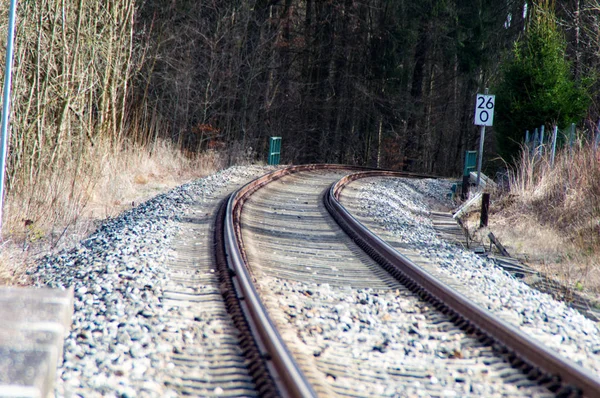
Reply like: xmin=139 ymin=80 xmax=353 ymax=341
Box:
xmin=223 ymin=164 xmax=356 ymax=398
xmin=221 ymin=165 xmax=443 ymax=397
xmin=325 ymin=171 xmax=600 ymax=397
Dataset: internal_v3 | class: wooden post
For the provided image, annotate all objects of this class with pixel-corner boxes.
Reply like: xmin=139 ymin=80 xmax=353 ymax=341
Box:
xmin=480 ymin=192 xmax=490 ymax=227
xmin=488 ymin=232 xmax=510 ymax=257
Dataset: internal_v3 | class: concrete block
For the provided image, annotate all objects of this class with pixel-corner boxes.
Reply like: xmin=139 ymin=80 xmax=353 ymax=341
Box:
xmin=0 ymin=286 xmax=74 ymax=398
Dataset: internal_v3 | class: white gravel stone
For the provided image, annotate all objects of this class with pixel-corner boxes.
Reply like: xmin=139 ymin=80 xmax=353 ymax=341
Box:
xmin=28 ymin=165 xmax=269 ymax=396
xmin=355 ymin=177 xmax=600 ymax=375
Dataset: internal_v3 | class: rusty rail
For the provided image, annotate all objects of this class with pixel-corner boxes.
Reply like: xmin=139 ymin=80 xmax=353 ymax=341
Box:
xmin=221 ymin=165 xmax=355 ymax=398
xmin=219 ymin=165 xmax=600 ymax=396
xmin=325 ymin=171 xmax=600 ymax=397
xmin=219 ymin=165 xmax=425 ymax=397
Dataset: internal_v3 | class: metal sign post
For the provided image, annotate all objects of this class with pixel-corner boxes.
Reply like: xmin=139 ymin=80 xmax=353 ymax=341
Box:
xmin=474 ymin=88 xmax=495 ymax=188
xmin=0 ymin=0 xmax=18 ymax=235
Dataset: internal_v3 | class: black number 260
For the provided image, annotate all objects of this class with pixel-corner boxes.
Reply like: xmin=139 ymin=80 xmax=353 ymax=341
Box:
xmin=477 ymin=96 xmax=494 ymax=109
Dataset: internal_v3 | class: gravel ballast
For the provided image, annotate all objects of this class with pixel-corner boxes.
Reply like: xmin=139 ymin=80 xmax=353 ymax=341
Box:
xmin=350 ymin=177 xmax=600 ymax=375
xmin=260 ymin=275 xmax=553 ymax=397
xmin=28 ymin=165 xmax=268 ymax=397
xmin=24 ymin=168 xmax=600 ymax=396
xmin=240 ymin=171 xmax=552 ymax=397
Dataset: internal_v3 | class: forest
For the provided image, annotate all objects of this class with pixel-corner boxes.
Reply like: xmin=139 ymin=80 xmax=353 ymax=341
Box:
xmin=132 ymin=0 xmax=600 ymax=174
xmin=135 ymin=0 xmax=528 ymax=174
xmin=2 ymin=0 xmax=600 ymax=206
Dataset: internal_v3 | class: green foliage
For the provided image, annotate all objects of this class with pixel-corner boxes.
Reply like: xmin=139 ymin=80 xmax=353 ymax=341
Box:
xmin=494 ymin=2 xmax=591 ymax=162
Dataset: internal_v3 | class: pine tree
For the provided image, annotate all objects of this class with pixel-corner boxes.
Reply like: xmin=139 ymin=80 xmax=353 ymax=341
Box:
xmin=494 ymin=0 xmax=591 ymax=161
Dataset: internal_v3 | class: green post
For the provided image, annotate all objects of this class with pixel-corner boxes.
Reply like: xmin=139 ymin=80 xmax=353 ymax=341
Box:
xmin=268 ymin=137 xmax=281 ymax=165
xmin=464 ymin=151 xmax=477 ymax=177
xmin=462 ymin=151 xmax=477 ymax=200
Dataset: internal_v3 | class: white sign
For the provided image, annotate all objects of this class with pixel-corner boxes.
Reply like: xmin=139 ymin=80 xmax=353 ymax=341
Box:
xmin=474 ymin=94 xmax=495 ymax=126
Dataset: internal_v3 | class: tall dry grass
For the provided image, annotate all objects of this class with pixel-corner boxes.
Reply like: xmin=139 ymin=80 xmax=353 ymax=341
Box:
xmin=0 ymin=1 xmax=230 ymax=285
xmin=0 ymin=0 xmax=137 ymax=231
xmin=4 ymin=138 xmax=224 ymax=241
xmin=1 ymin=137 xmax=225 ymax=285
xmin=509 ymin=143 xmax=600 ymax=246
xmin=503 ymin=141 xmax=600 ymax=293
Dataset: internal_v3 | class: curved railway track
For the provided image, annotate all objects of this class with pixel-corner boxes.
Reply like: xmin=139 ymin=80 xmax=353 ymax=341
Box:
xmin=214 ymin=165 xmax=600 ymax=397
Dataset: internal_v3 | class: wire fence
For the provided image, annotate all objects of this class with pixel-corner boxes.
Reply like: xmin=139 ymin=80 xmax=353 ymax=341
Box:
xmin=524 ymin=120 xmax=600 ymax=166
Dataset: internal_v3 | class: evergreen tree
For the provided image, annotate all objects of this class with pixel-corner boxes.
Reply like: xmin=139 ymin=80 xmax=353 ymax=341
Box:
xmin=494 ymin=1 xmax=591 ymax=161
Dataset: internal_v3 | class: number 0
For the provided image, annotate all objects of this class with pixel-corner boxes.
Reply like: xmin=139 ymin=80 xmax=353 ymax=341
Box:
xmin=480 ymin=110 xmax=489 ymax=122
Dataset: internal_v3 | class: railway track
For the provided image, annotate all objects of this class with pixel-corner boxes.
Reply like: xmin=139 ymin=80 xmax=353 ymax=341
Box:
xmin=24 ymin=164 xmax=600 ymax=396
xmin=217 ymin=165 xmax=600 ymax=397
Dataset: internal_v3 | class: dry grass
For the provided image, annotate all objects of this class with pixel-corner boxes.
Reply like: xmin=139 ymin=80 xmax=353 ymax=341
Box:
xmin=0 ymin=139 xmax=226 ymax=286
xmin=0 ymin=0 xmax=255 ymax=286
xmin=464 ymin=143 xmax=600 ymax=297
xmin=0 ymin=0 xmax=138 ymax=284
xmin=85 ymin=139 xmax=225 ymax=220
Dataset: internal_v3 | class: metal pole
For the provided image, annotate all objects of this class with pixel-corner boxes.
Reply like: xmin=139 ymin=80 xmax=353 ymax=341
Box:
xmin=539 ymin=125 xmax=545 ymax=156
xmin=0 ymin=0 xmax=19 ymax=235
xmin=476 ymin=88 xmax=488 ymax=188
xmin=596 ymin=119 xmax=600 ymax=151
xmin=550 ymin=125 xmax=558 ymax=167
xmin=569 ymin=123 xmax=575 ymax=149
